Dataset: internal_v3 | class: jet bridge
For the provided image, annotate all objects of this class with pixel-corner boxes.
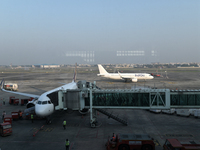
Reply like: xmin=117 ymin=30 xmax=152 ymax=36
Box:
xmin=57 ymin=81 xmax=200 ymax=127
xmin=84 ymin=88 xmax=171 ymax=109
xmin=170 ymin=90 xmax=200 ymax=108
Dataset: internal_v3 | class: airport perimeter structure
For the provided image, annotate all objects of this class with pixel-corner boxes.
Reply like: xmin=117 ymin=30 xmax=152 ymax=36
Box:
xmin=54 ymin=80 xmax=200 ymax=127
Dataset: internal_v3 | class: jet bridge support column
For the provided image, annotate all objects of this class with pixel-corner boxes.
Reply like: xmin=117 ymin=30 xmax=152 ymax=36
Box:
xmin=89 ymin=83 xmax=97 ymax=128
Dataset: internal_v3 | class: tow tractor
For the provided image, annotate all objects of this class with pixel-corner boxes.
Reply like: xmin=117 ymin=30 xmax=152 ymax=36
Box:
xmin=106 ymin=133 xmax=155 ymax=150
xmin=163 ymin=139 xmax=200 ymax=150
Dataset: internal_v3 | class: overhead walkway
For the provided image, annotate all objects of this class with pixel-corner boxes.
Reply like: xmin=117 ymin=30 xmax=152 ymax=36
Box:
xmin=84 ymin=88 xmax=171 ymax=109
xmin=83 ymin=89 xmax=200 ymax=109
xmin=60 ymin=81 xmax=200 ymax=127
xmin=170 ymin=90 xmax=200 ymax=108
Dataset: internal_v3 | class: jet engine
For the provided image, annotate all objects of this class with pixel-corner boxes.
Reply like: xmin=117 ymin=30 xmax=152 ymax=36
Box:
xmin=26 ymin=99 xmax=38 ymax=108
xmin=131 ymin=78 xmax=138 ymax=82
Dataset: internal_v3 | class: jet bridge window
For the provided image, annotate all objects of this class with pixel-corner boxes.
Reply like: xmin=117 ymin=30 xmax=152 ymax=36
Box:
xmin=42 ymin=101 xmax=47 ymax=105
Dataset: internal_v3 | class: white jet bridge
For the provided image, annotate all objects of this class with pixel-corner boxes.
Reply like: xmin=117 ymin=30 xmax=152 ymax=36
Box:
xmin=55 ymin=80 xmax=200 ymax=127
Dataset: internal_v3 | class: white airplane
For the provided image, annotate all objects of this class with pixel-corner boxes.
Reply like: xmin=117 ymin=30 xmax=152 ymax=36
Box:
xmin=97 ymin=64 xmax=154 ymax=82
xmin=0 ymin=65 xmax=79 ymax=123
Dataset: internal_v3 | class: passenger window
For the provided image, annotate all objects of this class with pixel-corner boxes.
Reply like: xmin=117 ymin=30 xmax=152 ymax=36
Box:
xmin=38 ymin=101 xmax=42 ymax=104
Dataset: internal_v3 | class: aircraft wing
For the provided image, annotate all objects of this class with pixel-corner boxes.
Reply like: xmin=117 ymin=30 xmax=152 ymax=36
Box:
xmin=118 ymin=72 xmax=137 ymax=82
xmin=117 ymin=72 xmax=131 ymax=79
xmin=29 ymin=86 xmax=47 ymax=93
xmin=1 ymin=88 xmax=40 ymax=98
xmin=1 ymin=80 xmax=40 ymax=98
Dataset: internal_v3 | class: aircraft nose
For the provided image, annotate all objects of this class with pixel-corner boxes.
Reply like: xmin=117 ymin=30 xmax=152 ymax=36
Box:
xmin=35 ymin=106 xmax=45 ymax=117
xmin=35 ymin=104 xmax=53 ymax=117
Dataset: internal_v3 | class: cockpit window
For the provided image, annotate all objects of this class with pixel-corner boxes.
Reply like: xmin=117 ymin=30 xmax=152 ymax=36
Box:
xmin=38 ymin=101 xmax=42 ymax=104
xmin=42 ymin=101 xmax=47 ymax=104
xmin=48 ymin=101 xmax=51 ymax=104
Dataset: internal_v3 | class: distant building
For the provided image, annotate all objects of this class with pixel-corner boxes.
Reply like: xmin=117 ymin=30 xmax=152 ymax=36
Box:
xmin=32 ymin=64 xmax=60 ymax=69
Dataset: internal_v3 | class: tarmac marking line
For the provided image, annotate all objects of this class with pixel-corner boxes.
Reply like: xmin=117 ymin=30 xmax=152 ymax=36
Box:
xmin=69 ymin=142 xmax=74 ymax=150
xmin=42 ymin=127 xmax=54 ymax=132
xmin=153 ymin=140 xmax=161 ymax=146
xmin=76 ymin=117 xmax=86 ymax=138
xmin=30 ymin=128 xmax=38 ymax=132
xmin=165 ymin=134 xmax=193 ymax=137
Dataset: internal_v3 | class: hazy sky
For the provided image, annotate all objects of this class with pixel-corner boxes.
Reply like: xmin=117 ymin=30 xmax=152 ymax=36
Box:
xmin=0 ymin=0 xmax=199 ymax=65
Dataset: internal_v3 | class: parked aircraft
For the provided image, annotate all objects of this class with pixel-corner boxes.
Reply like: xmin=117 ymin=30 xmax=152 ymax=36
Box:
xmin=97 ymin=64 xmax=154 ymax=82
xmin=0 ymin=64 xmax=83 ymax=123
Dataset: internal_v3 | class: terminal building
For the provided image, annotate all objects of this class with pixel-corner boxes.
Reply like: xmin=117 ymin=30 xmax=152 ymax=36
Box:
xmin=32 ymin=64 xmax=60 ymax=69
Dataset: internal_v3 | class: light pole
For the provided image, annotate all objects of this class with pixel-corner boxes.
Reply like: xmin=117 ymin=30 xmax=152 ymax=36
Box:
xmin=165 ymin=71 xmax=168 ymax=79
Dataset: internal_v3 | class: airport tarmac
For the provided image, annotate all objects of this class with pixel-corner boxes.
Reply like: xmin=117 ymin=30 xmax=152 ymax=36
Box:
xmin=0 ymin=70 xmax=200 ymax=150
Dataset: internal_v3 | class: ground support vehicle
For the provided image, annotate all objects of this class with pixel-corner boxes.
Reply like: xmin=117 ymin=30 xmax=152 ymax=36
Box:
xmin=21 ymin=99 xmax=30 ymax=106
xmin=149 ymin=109 xmax=161 ymax=113
xmin=9 ymin=96 xmax=19 ymax=105
xmin=105 ymin=133 xmax=155 ymax=150
xmin=9 ymin=96 xmax=15 ymax=104
xmin=4 ymin=83 xmax=18 ymax=91
xmin=194 ymin=110 xmax=200 ymax=118
xmin=4 ymin=115 xmax=12 ymax=124
xmin=11 ymin=112 xmax=19 ymax=120
xmin=162 ymin=109 xmax=176 ymax=115
xmin=13 ymin=99 xmax=19 ymax=105
xmin=0 ymin=122 xmax=12 ymax=136
xmin=176 ymin=109 xmax=190 ymax=117
xmin=163 ymin=139 xmax=200 ymax=150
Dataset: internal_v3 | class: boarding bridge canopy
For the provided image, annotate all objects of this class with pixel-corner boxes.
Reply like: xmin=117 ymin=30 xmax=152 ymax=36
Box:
xmin=170 ymin=92 xmax=200 ymax=108
xmin=59 ymin=81 xmax=200 ymax=127
xmin=58 ymin=81 xmax=200 ymax=111
xmin=84 ymin=89 xmax=171 ymax=109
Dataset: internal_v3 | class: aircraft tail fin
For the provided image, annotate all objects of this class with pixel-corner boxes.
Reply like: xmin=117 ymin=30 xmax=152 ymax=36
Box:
xmin=73 ymin=63 xmax=77 ymax=82
xmin=0 ymin=79 xmax=4 ymax=90
xmin=98 ymin=64 xmax=109 ymax=74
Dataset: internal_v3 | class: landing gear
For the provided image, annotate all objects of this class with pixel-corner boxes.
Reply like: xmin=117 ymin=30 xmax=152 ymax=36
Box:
xmin=46 ymin=116 xmax=52 ymax=124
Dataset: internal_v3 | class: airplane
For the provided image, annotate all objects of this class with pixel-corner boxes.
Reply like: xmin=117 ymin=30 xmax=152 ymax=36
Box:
xmin=0 ymin=64 xmax=85 ymax=123
xmin=97 ymin=64 xmax=154 ymax=82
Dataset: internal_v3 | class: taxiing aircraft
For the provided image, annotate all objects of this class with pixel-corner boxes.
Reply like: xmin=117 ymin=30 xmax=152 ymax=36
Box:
xmin=0 ymin=64 xmax=80 ymax=123
xmin=97 ymin=64 xmax=154 ymax=82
